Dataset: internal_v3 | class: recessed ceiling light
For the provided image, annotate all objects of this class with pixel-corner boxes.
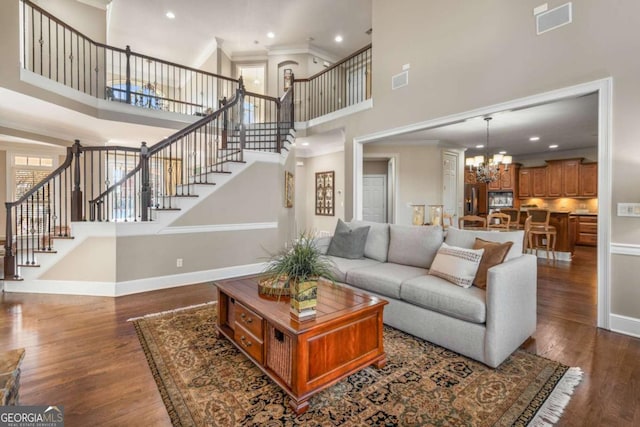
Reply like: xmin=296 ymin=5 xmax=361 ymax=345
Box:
xmin=499 ymin=151 xmax=507 ymax=154
xmin=529 ymin=136 xmax=540 ymax=141
xmin=549 ymin=144 xmax=559 ymax=149
xmin=475 ymin=144 xmax=484 ymax=149
xmin=334 ymin=35 xmax=343 ymax=43
xmin=301 ymin=142 xmax=310 ymax=146
xmin=165 ymin=11 xmax=175 ymax=19
xmin=267 ymin=32 xmax=275 ymax=39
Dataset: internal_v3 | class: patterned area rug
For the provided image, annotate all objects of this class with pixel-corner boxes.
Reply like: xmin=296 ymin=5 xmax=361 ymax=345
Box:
xmin=132 ymin=303 xmax=582 ymax=426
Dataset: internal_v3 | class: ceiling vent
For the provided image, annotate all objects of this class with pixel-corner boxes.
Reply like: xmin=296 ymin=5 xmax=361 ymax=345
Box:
xmin=392 ymin=71 xmax=409 ymax=90
xmin=536 ymin=2 xmax=572 ymax=35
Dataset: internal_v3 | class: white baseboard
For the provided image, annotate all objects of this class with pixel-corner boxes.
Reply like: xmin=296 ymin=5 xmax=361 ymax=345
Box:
xmin=114 ymin=262 xmax=266 ymax=296
xmin=609 ymin=314 xmax=640 ymax=339
xmin=2 ymin=262 xmax=267 ymax=297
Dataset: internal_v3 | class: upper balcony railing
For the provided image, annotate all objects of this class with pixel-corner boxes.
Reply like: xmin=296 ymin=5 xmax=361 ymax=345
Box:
xmin=293 ymin=44 xmax=372 ymax=122
xmin=20 ymin=0 xmax=238 ymax=115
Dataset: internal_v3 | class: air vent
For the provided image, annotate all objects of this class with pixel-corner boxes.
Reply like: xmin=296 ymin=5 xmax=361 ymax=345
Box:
xmin=536 ymin=2 xmax=572 ymax=35
xmin=392 ymin=71 xmax=409 ymax=90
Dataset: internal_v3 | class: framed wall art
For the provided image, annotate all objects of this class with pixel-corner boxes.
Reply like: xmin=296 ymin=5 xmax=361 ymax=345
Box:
xmin=285 ymin=171 xmax=294 ymax=208
xmin=315 ymin=171 xmax=334 ymax=216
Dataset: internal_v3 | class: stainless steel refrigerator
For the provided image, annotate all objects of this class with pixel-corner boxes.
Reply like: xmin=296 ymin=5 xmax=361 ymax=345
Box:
xmin=464 ymin=183 xmax=487 ymax=215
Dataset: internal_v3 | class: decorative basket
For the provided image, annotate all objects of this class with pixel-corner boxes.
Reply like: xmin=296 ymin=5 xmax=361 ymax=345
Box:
xmin=258 ymin=275 xmax=290 ymax=297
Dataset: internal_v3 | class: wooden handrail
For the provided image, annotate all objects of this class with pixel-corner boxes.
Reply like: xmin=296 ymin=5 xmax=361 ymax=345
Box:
xmin=293 ymin=44 xmax=372 ymax=82
xmin=21 ymin=0 xmax=239 ymax=84
xmin=6 ymin=145 xmax=73 ymax=208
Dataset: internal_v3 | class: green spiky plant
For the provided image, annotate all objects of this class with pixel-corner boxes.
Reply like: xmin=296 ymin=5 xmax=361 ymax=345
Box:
xmin=260 ymin=232 xmax=336 ymax=297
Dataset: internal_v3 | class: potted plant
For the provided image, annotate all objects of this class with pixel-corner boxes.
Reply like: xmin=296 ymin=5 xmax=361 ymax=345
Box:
xmin=260 ymin=232 xmax=336 ymax=320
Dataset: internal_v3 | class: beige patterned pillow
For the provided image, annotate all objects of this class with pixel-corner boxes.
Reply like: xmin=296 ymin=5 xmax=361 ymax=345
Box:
xmin=428 ymin=243 xmax=484 ymax=288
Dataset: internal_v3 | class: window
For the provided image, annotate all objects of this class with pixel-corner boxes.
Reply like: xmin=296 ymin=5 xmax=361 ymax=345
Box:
xmin=11 ymin=154 xmax=55 ymax=201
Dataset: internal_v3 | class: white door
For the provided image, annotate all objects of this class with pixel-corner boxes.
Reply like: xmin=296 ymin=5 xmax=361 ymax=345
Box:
xmin=363 ymin=175 xmax=387 ymax=223
xmin=442 ymin=152 xmax=458 ymax=222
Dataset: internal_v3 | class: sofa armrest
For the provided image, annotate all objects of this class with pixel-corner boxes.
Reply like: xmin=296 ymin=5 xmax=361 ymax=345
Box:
xmin=484 ymin=254 xmax=537 ymax=367
xmin=313 ymin=235 xmax=332 ymax=255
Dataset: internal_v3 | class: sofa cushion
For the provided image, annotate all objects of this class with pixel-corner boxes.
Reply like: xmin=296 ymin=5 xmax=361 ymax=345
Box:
xmin=346 ymin=263 xmax=427 ymax=299
xmin=401 ymin=275 xmax=487 ymax=324
xmin=350 ymin=220 xmax=390 ymax=262
xmin=387 ymin=225 xmax=444 ymax=268
xmin=428 ymin=243 xmax=484 ymax=288
xmin=445 ymin=227 xmax=524 ymax=260
xmin=326 ymin=256 xmax=381 ymax=283
xmin=327 ymin=219 xmax=370 ymax=259
xmin=472 ymin=238 xmax=513 ymax=289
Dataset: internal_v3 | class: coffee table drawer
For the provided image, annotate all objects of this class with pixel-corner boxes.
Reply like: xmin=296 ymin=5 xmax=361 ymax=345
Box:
xmin=234 ymin=323 xmax=264 ymax=364
xmin=235 ymin=303 xmax=264 ymax=338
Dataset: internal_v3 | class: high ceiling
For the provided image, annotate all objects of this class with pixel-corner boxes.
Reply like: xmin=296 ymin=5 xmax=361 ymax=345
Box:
xmin=107 ymin=0 xmax=373 ymax=67
xmin=374 ymin=93 xmax=598 ymax=158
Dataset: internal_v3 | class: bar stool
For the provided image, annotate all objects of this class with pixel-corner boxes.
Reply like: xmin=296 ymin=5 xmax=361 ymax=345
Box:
xmin=487 ymin=212 xmax=511 ymax=230
xmin=500 ymin=208 xmax=522 ymax=230
xmin=526 ymin=209 xmax=557 ymax=260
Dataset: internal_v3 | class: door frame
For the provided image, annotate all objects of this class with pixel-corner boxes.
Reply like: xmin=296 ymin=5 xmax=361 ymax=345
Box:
xmin=362 ymin=174 xmax=388 ymax=223
xmin=353 ymin=78 xmax=612 ymax=329
xmin=363 ymin=154 xmax=399 ymax=224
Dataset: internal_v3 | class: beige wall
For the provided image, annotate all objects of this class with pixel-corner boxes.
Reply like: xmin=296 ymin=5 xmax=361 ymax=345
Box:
xmin=363 ymin=159 xmax=387 ymax=175
xmin=364 ymin=144 xmax=442 ymax=225
xmin=41 ymin=237 xmax=116 ymax=282
xmin=296 ymin=151 xmax=345 ymax=235
xmin=115 ymin=229 xmax=278 ymax=282
xmin=611 ymin=254 xmax=640 ymax=319
xmin=171 ymin=162 xmax=281 ymax=226
xmin=32 ymin=0 xmax=107 ymax=44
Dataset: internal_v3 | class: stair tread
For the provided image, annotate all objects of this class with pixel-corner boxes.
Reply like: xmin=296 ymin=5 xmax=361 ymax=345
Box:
xmin=152 ymin=208 xmax=181 ymax=211
xmin=34 ymin=250 xmax=58 ymax=254
xmin=18 ymin=263 xmax=41 ymax=268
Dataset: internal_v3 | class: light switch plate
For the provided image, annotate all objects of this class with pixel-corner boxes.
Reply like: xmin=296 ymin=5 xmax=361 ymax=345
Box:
xmin=617 ymin=203 xmax=640 ymax=217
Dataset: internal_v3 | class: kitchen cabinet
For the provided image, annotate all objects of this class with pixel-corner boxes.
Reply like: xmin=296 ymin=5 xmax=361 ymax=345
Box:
xmin=487 ymin=164 xmax=518 ymax=191
xmin=547 ymin=159 xmax=580 ymax=197
xmin=575 ymin=215 xmax=597 ymax=246
xmin=519 ymin=169 xmax=532 ymax=198
xmin=579 ymin=163 xmax=598 ymax=197
xmin=532 ymin=167 xmax=547 ymax=197
xmin=519 ymin=166 xmax=546 ymax=198
xmin=546 ymin=161 xmax=563 ymax=197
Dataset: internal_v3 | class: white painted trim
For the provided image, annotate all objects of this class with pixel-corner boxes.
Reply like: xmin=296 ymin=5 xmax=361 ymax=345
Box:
xmin=527 ymin=250 xmax=573 ymax=262
xmin=296 ymin=144 xmax=344 ymax=159
xmin=159 ymin=222 xmax=278 ymax=235
xmin=114 ymin=262 xmax=267 ymax=296
xmin=362 ymin=153 xmax=400 ymax=224
xmin=2 ymin=262 xmax=267 ymax=297
xmin=76 ymin=0 xmax=111 ymax=10
xmin=610 ymin=243 xmax=640 ymax=256
xmin=296 ymin=99 xmax=374 ymax=130
xmin=610 ymin=314 xmax=640 ymax=339
xmin=353 ymin=77 xmax=613 ymax=330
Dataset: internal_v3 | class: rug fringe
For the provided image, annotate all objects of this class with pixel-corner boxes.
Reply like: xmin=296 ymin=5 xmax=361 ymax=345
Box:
xmin=127 ymin=301 xmax=217 ymax=322
xmin=529 ymin=367 xmax=583 ymax=426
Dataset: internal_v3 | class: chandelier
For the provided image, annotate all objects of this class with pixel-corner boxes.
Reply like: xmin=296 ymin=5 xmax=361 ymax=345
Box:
xmin=465 ymin=117 xmax=512 ymax=184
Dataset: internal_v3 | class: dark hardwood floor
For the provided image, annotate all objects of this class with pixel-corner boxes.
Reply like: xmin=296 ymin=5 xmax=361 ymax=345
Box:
xmin=1 ymin=246 xmax=639 ymax=426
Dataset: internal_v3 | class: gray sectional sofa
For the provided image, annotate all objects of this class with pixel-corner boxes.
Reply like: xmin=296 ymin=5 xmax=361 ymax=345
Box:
xmin=317 ymin=221 xmax=537 ymax=368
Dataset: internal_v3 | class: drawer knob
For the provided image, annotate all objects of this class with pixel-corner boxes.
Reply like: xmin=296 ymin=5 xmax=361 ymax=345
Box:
xmin=240 ymin=335 xmax=252 ymax=347
xmin=240 ymin=312 xmax=246 ymax=319
xmin=245 ymin=317 xmax=253 ymax=324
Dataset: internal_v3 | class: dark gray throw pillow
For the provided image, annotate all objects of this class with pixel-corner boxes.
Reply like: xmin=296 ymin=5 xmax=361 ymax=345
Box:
xmin=327 ymin=219 xmax=370 ymax=259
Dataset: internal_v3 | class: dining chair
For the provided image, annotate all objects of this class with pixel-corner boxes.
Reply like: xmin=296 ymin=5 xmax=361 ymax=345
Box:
xmin=500 ymin=208 xmax=522 ymax=229
xmin=458 ymin=215 xmax=487 ymax=229
xmin=487 ymin=212 xmax=511 ymax=230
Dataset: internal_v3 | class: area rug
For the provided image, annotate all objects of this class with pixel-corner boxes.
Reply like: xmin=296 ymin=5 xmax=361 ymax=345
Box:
xmin=133 ymin=303 xmax=582 ymax=426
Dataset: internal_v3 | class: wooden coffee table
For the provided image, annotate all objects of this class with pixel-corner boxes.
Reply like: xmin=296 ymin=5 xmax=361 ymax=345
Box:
xmin=215 ymin=276 xmax=387 ymax=414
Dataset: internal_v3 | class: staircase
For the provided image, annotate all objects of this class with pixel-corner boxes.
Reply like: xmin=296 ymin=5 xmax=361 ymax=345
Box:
xmin=3 ymin=80 xmax=296 ymax=294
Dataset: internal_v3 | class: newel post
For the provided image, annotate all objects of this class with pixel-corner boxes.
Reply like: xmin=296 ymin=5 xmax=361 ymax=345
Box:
xmin=125 ymin=45 xmax=132 ymax=105
xmin=276 ymin=99 xmax=282 ymax=153
xmin=219 ymin=96 xmax=228 ymax=149
xmin=238 ymin=77 xmax=246 ymax=155
xmin=70 ymin=140 xmax=83 ymax=221
xmin=4 ymin=203 xmax=16 ymax=279
xmin=140 ymin=142 xmax=151 ymax=221
xmin=290 ymin=72 xmax=296 ymax=126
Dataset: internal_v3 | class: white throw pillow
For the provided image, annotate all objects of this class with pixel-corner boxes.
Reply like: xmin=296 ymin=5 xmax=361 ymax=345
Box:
xmin=428 ymin=243 xmax=484 ymax=288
